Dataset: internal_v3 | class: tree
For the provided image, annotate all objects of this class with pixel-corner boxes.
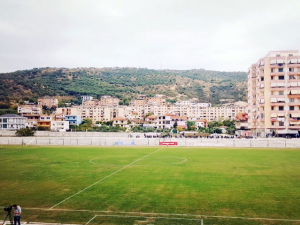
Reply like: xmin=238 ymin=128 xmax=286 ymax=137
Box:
xmin=15 ymin=128 xmax=35 ymax=136
xmin=187 ymin=121 xmax=195 ymax=131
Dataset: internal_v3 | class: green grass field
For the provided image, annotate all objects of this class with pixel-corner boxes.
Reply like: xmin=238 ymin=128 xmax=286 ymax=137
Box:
xmin=1 ymin=145 xmax=300 ymax=225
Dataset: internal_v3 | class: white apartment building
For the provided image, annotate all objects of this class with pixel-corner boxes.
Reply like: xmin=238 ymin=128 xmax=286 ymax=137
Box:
xmin=248 ymin=50 xmax=300 ymax=137
xmin=0 ymin=114 xmax=27 ymax=130
xmin=18 ymin=104 xmax=42 ymax=115
xmin=51 ymin=121 xmax=69 ymax=132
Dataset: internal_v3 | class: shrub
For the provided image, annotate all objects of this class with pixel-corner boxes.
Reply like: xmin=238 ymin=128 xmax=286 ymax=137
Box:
xmin=15 ymin=128 xmax=35 ymax=136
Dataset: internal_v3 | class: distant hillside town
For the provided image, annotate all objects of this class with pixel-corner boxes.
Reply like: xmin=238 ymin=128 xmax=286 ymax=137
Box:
xmin=0 ymin=94 xmax=247 ymax=135
xmin=1 ymin=50 xmax=300 ymax=138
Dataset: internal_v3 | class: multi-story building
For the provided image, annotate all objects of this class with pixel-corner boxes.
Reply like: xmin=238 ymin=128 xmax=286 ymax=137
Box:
xmin=37 ymin=115 xmax=53 ymax=130
xmin=100 ymin=95 xmax=120 ymax=106
xmin=65 ymin=115 xmax=82 ymax=126
xmin=81 ymin=96 xmax=93 ymax=103
xmin=0 ymin=114 xmax=27 ymax=130
xmin=56 ymin=107 xmax=79 ymax=116
xmin=130 ymin=95 xmax=166 ymax=106
xmin=248 ymin=50 xmax=300 ymax=137
xmin=38 ymin=96 xmax=58 ymax=108
xmin=51 ymin=121 xmax=69 ymax=132
xmin=18 ymin=103 xmax=42 ymax=115
xmin=126 ymin=104 xmax=245 ymax=122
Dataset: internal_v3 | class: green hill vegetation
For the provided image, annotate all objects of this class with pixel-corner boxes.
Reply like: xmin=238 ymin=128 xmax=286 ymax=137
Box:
xmin=0 ymin=67 xmax=247 ymax=105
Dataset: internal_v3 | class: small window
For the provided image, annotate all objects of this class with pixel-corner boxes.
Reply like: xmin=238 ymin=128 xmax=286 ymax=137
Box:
xmin=261 ymin=77 xmax=264 ymax=81
xmin=276 ymin=54 xmax=281 ymax=57
xmin=290 ymin=106 xmax=295 ymax=110
xmin=278 ymin=68 xmax=284 ymax=72
xmin=271 ymin=76 xmax=274 ymax=80
xmin=279 ymin=106 xmax=284 ymax=111
xmin=290 ymin=98 xmax=295 ymax=103
xmin=271 ymin=69 xmax=274 ymax=73
xmin=279 ymin=91 xmax=284 ymax=95
xmin=279 ymin=121 xmax=284 ymax=126
xmin=271 ymin=106 xmax=274 ymax=110
xmin=278 ymin=76 xmax=285 ymax=80
xmin=289 ymin=68 xmax=294 ymax=72
xmin=289 ymin=54 xmax=293 ymax=56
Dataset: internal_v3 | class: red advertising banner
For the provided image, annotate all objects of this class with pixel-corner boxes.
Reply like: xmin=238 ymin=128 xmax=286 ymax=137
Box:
xmin=159 ymin=142 xmax=178 ymax=146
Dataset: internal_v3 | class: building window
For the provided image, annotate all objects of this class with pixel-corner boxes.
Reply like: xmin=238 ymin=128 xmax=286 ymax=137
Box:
xmin=279 ymin=106 xmax=284 ymax=111
xmin=278 ymin=68 xmax=284 ymax=72
xmin=278 ymin=76 xmax=285 ymax=80
xmin=271 ymin=68 xmax=274 ymax=73
xmin=290 ymin=106 xmax=295 ymax=110
xmin=289 ymin=68 xmax=294 ymax=72
xmin=271 ymin=106 xmax=274 ymax=110
xmin=271 ymin=76 xmax=274 ymax=80
xmin=271 ymin=122 xmax=275 ymax=126
xmin=279 ymin=121 xmax=284 ymax=126
xmin=261 ymin=77 xmax=264 ymax=81
xmin=279 ymin=91 xmax=284 ymax=95
xmin=290 ymin=98 xmax=295 ymax=103
xmin=276 ymin=54 xmax=281 ymax=57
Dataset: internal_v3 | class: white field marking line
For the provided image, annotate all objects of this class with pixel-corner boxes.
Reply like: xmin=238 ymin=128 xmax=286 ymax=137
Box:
xmin=27 ymin=137 xmax=36 ymax=145
xmin=89 ymin=156 xmax=187 ymax=165
xmin=50 ymin=148 xmax=162 ymax=209
xmin=170 ymin=156 xmax=187 ymax=164
xmin=85 ymin=215 xmax=97 ymax=225
xmin=21 ymin=207 xmax=300 ymax=223
xmin=85 ymin=215 xmax=203 ymax=225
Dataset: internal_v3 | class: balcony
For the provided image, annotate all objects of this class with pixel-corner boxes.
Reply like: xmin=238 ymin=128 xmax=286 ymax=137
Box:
xmin=270 ymin=64 xmax=285 ymax=69
xmin=270 ymin=71 xmax=285 ymax=75
xmin=288 ymin=71 xmax=300 ymax=76
xmin=288 ymin=125 xmax=300 ymax=128
xmin=287 ymin=63 xmax=300 ymax=68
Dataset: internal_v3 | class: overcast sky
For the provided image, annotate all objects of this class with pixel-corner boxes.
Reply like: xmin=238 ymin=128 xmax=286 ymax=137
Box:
xmin=1 ymin=0 xmax=300 ymax=73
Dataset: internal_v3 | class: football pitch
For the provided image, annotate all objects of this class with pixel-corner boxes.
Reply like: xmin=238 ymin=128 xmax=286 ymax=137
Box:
xmin=1 ymin=145 xmax=300 ymax=225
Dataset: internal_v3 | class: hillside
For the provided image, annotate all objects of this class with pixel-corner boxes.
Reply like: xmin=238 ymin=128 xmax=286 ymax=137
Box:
xmin=0 ymin=67 xmax=247 ymax=105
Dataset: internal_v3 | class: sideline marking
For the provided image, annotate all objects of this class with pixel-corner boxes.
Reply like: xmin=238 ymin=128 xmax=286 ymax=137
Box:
xmin=21 ymin=207 xmax=300 ymax=223
xmin=50 ymin=149 xmax=162 ymax=209
xmin=85 ymin=215 xmax=204 ymax=225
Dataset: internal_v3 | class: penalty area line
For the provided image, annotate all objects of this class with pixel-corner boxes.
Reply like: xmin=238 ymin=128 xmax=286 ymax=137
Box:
xmin=85 ymin=215 xmax=204 ymax=225
xmin=49 ymin=148 xmax=162 ymax=209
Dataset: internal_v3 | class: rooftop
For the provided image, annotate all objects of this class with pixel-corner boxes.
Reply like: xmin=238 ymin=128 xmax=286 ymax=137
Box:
xmin=0 ymin=114 xmax=26 ymax=118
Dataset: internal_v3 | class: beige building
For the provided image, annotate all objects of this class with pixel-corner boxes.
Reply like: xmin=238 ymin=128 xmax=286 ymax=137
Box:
xmin=130 ymin=95 xmax=166 ymax=106
xmin=125 ymin=105 xmax=245 ymax=122
xmin=38 ymin=96 xmax=59 ymax=108
xmin=100 ymin=95 xmax=120 ymax=106
xmin=57 ymin=106 xmax=126 ymax=122
xmin=18 ymin=103 xmax=42 ymax=115
xmin=248 ymin=50 xmax=300 ymax=137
